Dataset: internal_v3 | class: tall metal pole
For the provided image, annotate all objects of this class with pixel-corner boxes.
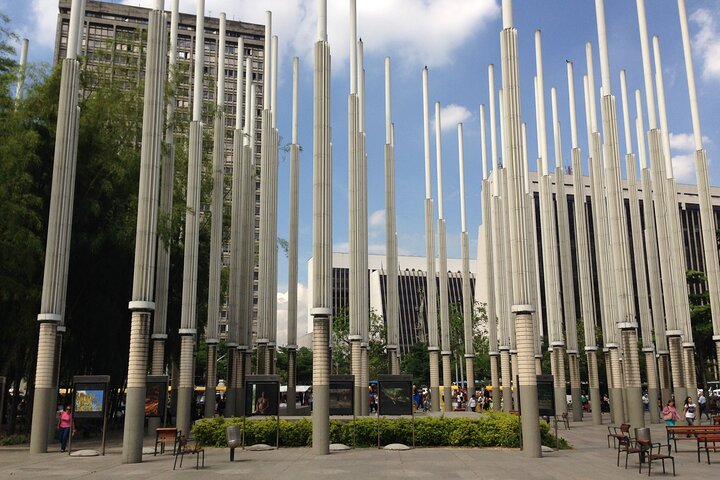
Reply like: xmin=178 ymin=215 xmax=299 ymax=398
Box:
xmin=635 ymin=89 xmax=671 ymax=406
xmin=176 ymin=0 xmax=205 ymax=439
xmin=458 ymin=123 xmax=475 ymax=398
xmin=620 ymin=71 xmax=659 ymax=423
xmin=435 ymin=102 xmax=453 ymax=411
xmin=122 ymin=0 xmax=167 ymax=463
xmin=677 ymin=0 xmax=720 ymax=383
xmin=635 ymin=0 xmax=687 ymax=404
xmin=567 ymin=62 xmax=602 ymax=425
xmin=551 ymin=87 xmax=582 ymax=422
xmin=14 ymin=38 xmax=28 ymax=104
xmin=500 ymin=0 xmax=540 ymax=457
xmin=348 ymin=0 xmax=363 ymax=416
xmin=150 ymin=0 xmax=178 ymax=433
xmin=479 ymin=104 xmax=500 ymax=411
xmin=422 ymin=67 xmax=440 ymax=412
xmin=594 ymin=0 xmax=644 ymax=428
xmin=311 ymin=0 xmax=332 ymax=454
xmin=268 ymin=34 xmax=280 ymax=373
xmin=204 ymin=11 xmax=226 ymax=419
xmin=653 ymin=36 xmax=697 ymax=400
xmin=534 ymin=32 xmax=566 ymax=419
xmin=257 ymin=11 xmax=273 ymax=374
xmin=287 ymin=56 xmax=300 ymax=415
xmin=226 ymin=38 xmax=246 ymax=417
xmin=30 ymin=0 xmax=83 ymax=454
xmin=384 ymin=57 xmax=400 ymax=375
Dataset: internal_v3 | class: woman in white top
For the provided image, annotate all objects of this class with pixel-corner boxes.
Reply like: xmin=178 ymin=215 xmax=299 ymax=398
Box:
xmin=683 ymin=396 xmax=697 ymax=426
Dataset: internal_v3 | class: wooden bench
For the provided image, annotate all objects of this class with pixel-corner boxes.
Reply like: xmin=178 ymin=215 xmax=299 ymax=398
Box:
xmin=154 ymin=427 xmax=179 ymax=456
xmin=665 ymin=425 xmax=720 ymax=453
xmin=697 ymin=433 xmax=720 ymax=464
xmin=553 ymin=412 xmax=570 ymax=430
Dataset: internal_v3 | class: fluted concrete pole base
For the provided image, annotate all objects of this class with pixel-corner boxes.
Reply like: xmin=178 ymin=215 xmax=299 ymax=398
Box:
xmin=608 ymin=347 xmax=625 ymax=425
xmin=644 ymin=350 xmax=659 ymax=424
xmin=621 ymin=329 xmax=645 ymax=429
xmin=500 ymin=349 xmax=511 ymax=412
xmin=465 ymin=356 xmax=475 ymax=398
xmin=122 ymin=311 xmax=151 ymax=464
xmin=668 ymin=336 xmax=687 ymax=404
xmin=429 ymin=350 xmax=440 ymax=412
xmin=515 ymin=310 xmax=541 ymax=458
xmin=351 ymin=339 xmax=362 ymax=417
xmin=287 ymin=348 xmax=297 ymax=415
xmin=30 ymin=322 xmax=58 ymax=454
xmin=511 ymin=352 xmax=519 ymax=410
xmin=586 ymin=350 xmax=602 ymax=425
xmin=442 ymin=353 xmax=452 ymax=412
xmin=568 ymin=353 xmax=582 ymax=422
xmin=552 ymin=347 xmax=567 ymax=417
xmin=535 ymin=357 xmax=543 ymax=376
xmin=267 ymin=345 xmax=275 ymax=375
xmin=176 ymin=335 xmax=195 ymax=438
xmin=224 ymin=348 xmax=236 ymax=417
xmin=361 ymin=347 xmax=369 ymax=416
xmin=204 ymin=343 xmax=217 ymax=418
xmin=658 ymin=353 xmax=672 ymax=406
xmin=683 ymin=345 xmax=697 ymax=400
xmin=148 ymin=339 xmax=165 ymax=431
xmin=257 ymin=343 xmax=267 ymax=376
xmin=312 ymin=314 xmax=330 ymax=455
xmin=387 ymin=347 xmax=397 ymax=375
xmin=490 ymin=354 xmax=500 ymax=411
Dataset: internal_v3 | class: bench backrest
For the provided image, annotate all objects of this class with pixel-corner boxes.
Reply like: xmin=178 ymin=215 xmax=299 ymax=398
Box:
xmin=666 ymin=425 xmax=720 ymax=435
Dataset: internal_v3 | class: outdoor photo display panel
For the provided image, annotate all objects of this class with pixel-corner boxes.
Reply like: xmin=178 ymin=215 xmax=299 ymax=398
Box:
xmin=516 ymin=374 xmax=556 ymax=417
xmin=329 ymin=375 xmax=354 ymax=415
xmin=145 ymin=375 xmax=168 ymax=418
xmin=377 ymin=374 xmax=413 ymax=416
xmin=72 ymin=375 xmax=110 ymax=419
xmin=244 ymin=375 xmax=280 ymax=416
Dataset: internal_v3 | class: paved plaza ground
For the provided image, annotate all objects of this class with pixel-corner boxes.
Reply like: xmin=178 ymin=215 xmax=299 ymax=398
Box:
xmin=0 ymin=412 xmax=716 ymax=479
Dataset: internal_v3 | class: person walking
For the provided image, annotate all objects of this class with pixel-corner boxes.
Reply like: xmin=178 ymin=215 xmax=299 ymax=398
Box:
xmin=683 ymin=396 xmax=697 ymax=426
xmin=662 ymin=399 xmax=679 ymax=427
xmin=642 ymin=392 xmax=650 ymax=412
xmin=698 ymin=391 xmax=711 ymax=421
xmin=56 ymin=405 xmax=73 ymax=452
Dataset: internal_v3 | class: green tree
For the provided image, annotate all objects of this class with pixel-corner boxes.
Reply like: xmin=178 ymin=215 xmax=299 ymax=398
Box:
xmin=401 ymin=341 xmax=430 ymax=386
xmin=687 ymin=269 xmax=714 ymax=387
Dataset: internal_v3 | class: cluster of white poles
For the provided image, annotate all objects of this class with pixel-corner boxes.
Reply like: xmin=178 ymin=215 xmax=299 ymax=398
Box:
xmin=27 ymin=0 xmax=720 ymax=462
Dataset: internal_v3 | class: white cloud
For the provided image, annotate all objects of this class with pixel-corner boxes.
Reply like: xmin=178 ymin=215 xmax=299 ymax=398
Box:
xmin=275 ymin=282 xmax=309 ymax=346
xmin=690 ymin=8 xmax=720 ymax=81
xmin=671 ymin=154 xmax=696 ymax=183
xmin=30 ymin=0 xmax=58 ymax=48
xmin=669 ymin=132 xmax=710 ymax=151
xmin=369 ymin=209 xmax=385 ymax=228
xmin=431 ymin=104 xmax=472 ymax=132
xmin=100 ymin=0 xmax=498 ymax=72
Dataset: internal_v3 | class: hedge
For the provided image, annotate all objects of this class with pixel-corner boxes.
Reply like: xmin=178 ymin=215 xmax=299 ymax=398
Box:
xmin=191 ymin=413 xmax=571 ymax=449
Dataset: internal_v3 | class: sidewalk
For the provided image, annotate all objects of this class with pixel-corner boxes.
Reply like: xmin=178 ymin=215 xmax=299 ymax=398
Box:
xmin=0 ymin=413 xmax=715 ymax=479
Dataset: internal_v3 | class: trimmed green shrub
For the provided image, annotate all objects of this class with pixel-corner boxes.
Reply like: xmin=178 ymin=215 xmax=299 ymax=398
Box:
xmin=192 ymin=413 xmax=571 ymax=450
xmin=0 ymin=434 xmax=29 ymax=446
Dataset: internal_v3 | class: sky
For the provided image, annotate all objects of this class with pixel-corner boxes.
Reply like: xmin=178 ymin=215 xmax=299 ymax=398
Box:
xmin=3 ymin=0 xmax=720 ymax=345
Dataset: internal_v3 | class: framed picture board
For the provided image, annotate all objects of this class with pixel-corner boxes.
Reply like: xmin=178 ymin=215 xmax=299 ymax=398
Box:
xmin=377 ymin=375 xmax=413 ymax=416
xmin=72 ymin=375 xmax=110 ymax=419
xmin=329 ymin=375 xmax=354 ymax=416
xmin=145 ymin=375 xmax=168 ymax=418
xmin=244 ymin=375 xmax=280 ymax=417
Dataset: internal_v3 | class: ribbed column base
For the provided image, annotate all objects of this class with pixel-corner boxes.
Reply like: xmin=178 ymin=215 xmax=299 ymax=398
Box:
xmin=361 ymin=346 xmax=369 ymax=416
xmin=442 ymin=354 xmax=452 ymax=412
xmin=683 ymin=345 xmax=697 ymax=398
xmin=351 ymin=340 xmax=362 ymax=417
xmin=500 ymin=350 xmax=511 ymax=412
xmin=668 ymin=336 xmax=687 ymax=406
xmin=587 ymin=350 xmax=602 ymax=425
xmin=287 ymin=349 xmax=297 ymax=415
xmin=644 ymin=351 xmax=659 ymax=424
xmin=621 ymin=329 xmax=644 ymax=429
xmin=204 ymin=344 xmax=217 ymax=418
xmin=657 ymin=353 xmax=672 ymax=407
xmin=465 ymin=356 xmax=475 ymax=398
xmin=568 ymin=353 xmax=582 ymax=422
xmin=608 ymin=347 xmax=625 ymax=425
xmin=429 ymin=350 xmax=440 ymax=412
xmin=176 ymin=335 xmax=195 ymax=439
xmin=552 ymin=347 xmax=567 ymax=416
xmin=490 ymin=354 xmax=500 ymax=412
xmin=122 ymin=311 xmax=151 ymax=464
xmin=514 ymin=310 xmax=541 ymax=458
xmin=30 ymin=322 xmax=58 ymax=454
xmin=312 ymin=314 xmax=329 ymax=455
xmin=225 ymin=348 xmax=236 ymax=418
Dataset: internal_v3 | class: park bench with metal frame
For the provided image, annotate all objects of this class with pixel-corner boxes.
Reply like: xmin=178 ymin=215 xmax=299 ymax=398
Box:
xmin=154 ymin=427 xmax=179 ymax=456
xmin=173 ymin=435 xmax=205 ymax=470
xmin=607 ymin=423 xmax=630 ymax=448
xmin=696 ymin=433 xmax=720 ymax=464
xmin=665 ymin=424 xmax=720 ymax=453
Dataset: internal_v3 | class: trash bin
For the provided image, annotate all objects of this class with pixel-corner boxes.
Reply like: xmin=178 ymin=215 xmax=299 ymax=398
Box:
xmin=226 ymin=426 xmax=241 ymax=461
xmin=635 ymin=427 xmax=651 ymax=463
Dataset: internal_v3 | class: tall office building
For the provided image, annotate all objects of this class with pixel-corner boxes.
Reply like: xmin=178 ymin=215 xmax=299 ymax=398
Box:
xmin=53 ymin=0 xmax=265 ymax=341
xmin=476 ymin=170 xmax=720 ymax=340
xmin=308 ymin=253 xmax=477 ymax=354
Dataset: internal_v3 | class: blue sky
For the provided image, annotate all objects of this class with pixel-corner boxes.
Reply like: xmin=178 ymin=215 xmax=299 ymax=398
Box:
xmin=3 ymin=0 xmax=720 ymax=343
